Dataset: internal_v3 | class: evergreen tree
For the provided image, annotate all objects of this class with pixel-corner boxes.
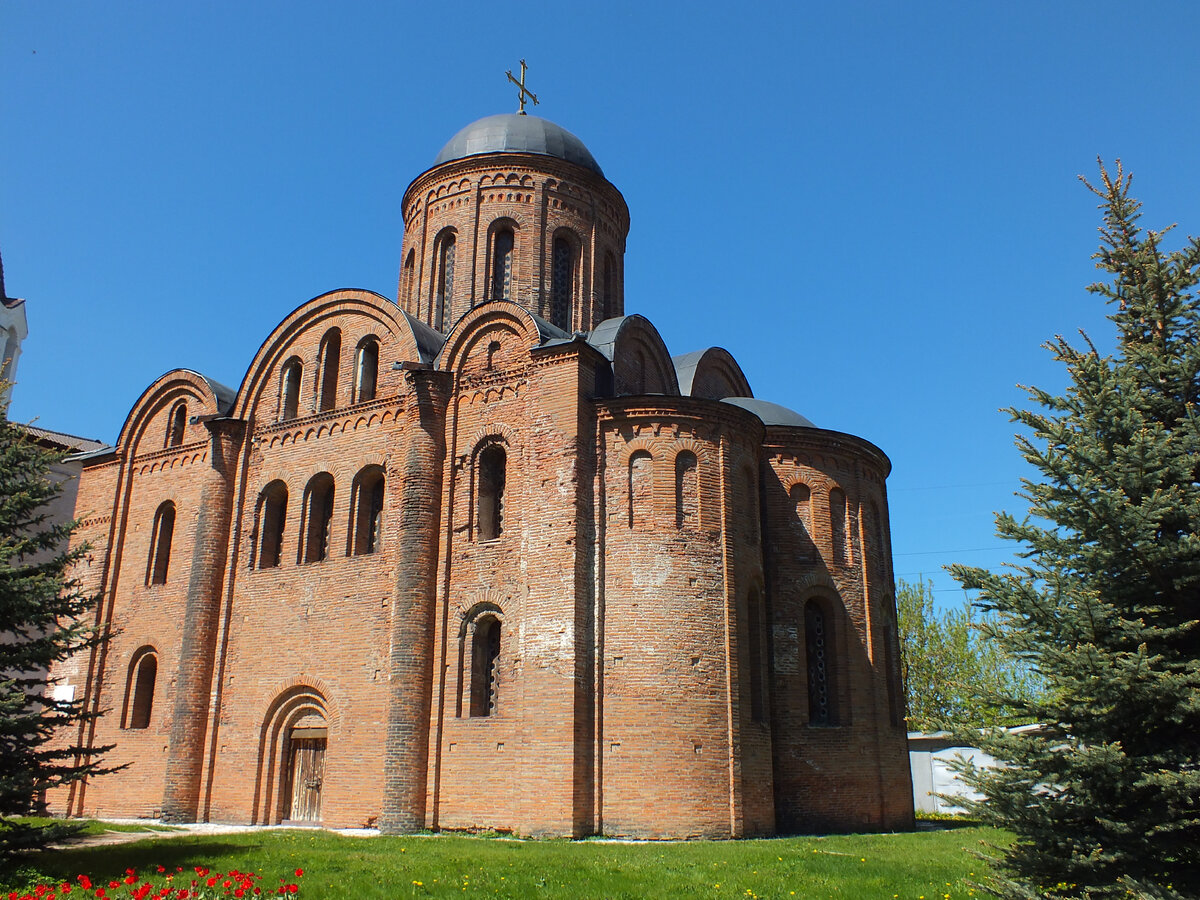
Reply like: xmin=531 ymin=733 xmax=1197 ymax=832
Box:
xmin=0 ymin=411 xmax=110 ymax=861
xmin=897 ymin=578 xmax=1040 ymax=731
xmin=951 ymin=163 xmax=1200 ymax=898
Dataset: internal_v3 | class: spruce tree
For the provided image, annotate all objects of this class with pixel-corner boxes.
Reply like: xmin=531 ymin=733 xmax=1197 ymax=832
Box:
xmin=0 ymin=410 xmax=110 ymax=861
xmin=950 ymin=162 xmax=1200 ymax=898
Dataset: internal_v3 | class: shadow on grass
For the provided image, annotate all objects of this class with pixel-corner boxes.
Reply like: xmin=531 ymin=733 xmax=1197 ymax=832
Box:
xmin=25 ymin=839 xmax=262 ymax=883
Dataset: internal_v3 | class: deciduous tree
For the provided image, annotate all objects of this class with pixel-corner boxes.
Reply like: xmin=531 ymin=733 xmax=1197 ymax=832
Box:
xmin=897 ymin=577 xmax=1039 ymax=731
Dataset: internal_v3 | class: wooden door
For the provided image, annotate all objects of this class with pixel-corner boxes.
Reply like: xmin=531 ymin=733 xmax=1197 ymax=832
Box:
xmin=287 ymin=737 xmax=326 ymax=822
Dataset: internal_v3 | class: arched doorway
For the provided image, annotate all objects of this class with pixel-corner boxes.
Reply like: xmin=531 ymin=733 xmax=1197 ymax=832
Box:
xmin=254 ymin=685 xmax=331 ymax=825
xmin=283 ymin=713 xmax=327 ymax=823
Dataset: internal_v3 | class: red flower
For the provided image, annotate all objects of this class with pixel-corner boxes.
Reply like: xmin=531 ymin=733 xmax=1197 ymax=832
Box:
xmin=293 ymin=870 xmax=303 ymax=878
xmin=76 ymin=878 xmax=90 ymax=891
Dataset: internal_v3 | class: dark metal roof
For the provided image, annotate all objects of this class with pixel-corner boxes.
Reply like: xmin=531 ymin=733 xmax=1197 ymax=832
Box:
xmin=721 ymin=396 xmax=815 ymax=428
xmin=433 ymin=114 xmax=603 ymax=176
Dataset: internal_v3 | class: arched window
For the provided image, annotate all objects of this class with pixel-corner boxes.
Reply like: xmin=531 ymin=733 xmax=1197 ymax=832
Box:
xmin=675 ymin=451 xmax=698 ymax=528
xmin=744 ymin=467 xmax=761 ymax=546
xmin=490 ymin=226 xmax=514 ymax=301
xmin=350 ymin=466 xmax=385 ymax=555
xmin=805 ymin=599 xmax=836 ymax=725
xmin=166 ymin=401 xmax=186 ymax=447
xmin=550 ymin=235 xmax=574 ymax=331
xmin=301 ymin=473 xmax=335 ymax=563
xmin=791 ymin=483 xmax=814 ymax=560
xmin=881 ymin=597 xmax=905 ymax=728
xmin=628 ymin=450 xmax=652 ymax=529
xmin=256 ymin=481 xmax=288 ymax=569
xmin=435 ymin=232 xmax=456 ymax=331
xmin=280 ymin=357 xmax=303 ymax=421
xmin=470 ymin=615 xmax=502 ymax=717
xmin=476 ymin=444 xmax=506 ymax=541
xmin=829 ymin=488 xmax=848 ymax=565
xmin=354 ymin=337 xmax=379 ymax=404
xmin=603 ymin=252 xmax=616 ymax=320
xmin=317 ymin=329 xmax=341 ymax=412
xmin=402 ymin=248 xmax=415 ymax=304
xmin=146 ymin=501 xmax=175 ymax=586
xmin=747 ymin=590 xmax=767 ymax=723
xmin=124 ymin=648 xmax=158 ymax=730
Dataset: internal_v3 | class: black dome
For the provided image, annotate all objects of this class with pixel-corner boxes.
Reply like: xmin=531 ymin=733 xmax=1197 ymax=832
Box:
xmin=433 ymin=114 xmax=603 ymax=176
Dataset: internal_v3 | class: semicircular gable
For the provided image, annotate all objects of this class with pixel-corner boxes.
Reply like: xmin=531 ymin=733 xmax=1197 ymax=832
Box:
xmin=673 ymin=347 xmax=752 ymax=400
xmin=117 ymin=369 xmax=232 ymax=458
xmin=437 ymin=300 xmax=555 ymax=374
xmin=589 ymin=315 xmax=679 ymax=397
xmin=233 ymin=289 xmax=444 ymax=421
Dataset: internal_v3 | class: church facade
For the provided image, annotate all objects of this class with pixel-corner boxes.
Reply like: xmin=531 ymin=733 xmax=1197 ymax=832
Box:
xmin=51 ymin=112 xmax=914 ymax=838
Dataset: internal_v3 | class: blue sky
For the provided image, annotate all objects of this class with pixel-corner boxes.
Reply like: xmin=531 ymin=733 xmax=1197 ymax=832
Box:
xmin=3 ymin=2 xmax=1199 ymax=604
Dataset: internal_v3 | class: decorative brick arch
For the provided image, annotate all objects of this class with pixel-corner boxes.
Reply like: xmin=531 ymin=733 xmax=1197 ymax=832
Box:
xmin=251 ymin=681 xmax=340 ymax=825
xmin=232 ymin=289 xmax=438 ymax=423
xmin=116 ymin=369 xmax=228 ymax=460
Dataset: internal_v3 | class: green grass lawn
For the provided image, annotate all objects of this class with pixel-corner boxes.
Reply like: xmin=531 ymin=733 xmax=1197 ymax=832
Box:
xmin=4 ymin=825 xmax=1005 ymax=899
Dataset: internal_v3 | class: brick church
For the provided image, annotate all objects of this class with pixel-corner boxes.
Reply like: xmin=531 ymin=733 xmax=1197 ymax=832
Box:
xmin=51 ymin=105 xmax=914 ymax=837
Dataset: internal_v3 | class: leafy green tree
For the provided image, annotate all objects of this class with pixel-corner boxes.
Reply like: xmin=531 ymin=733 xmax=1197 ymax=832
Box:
xmin=0 ymin=411 xmax=111 ymax=862
xmin=897 ymin=577 xmax=1039 ymax=731
xmin=951 ymin=163 xmax=1200 ymax=899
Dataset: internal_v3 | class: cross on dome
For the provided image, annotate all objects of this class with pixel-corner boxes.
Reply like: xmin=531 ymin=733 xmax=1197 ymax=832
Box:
xmin=505 ymin=59 xmax=539 ymax=115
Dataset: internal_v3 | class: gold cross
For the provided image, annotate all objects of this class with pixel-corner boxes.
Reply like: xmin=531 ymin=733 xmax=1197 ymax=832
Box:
xmin=506 ymin=59 xmax=539 ymax=115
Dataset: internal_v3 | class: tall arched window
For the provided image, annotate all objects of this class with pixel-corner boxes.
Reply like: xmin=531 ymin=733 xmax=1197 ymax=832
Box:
xmin=146 ymin=501 xmax=175 ymax=586
xmin=256 ymin=481 xmax=288 ymax=569
xmin=166 ymin=401 xmax=186 ymax=447
xmin=350 ymin=465 xmax=385 ymax=556
xmin=354 ymin=337 xmax=379 ymax=404
xmin=747 ymin=590 xmax=767 ymax=723
xmin=470 ymin=615 xmax=502 ymax=717
xmin=317 ymin=329 xmax=341 ymax=412
xmin=791 ymin=483 xmax=814 ymax=559
xmin=829 ymin=487 xmax=848 ymax=565
xmin=301 ymin=473 xmax=335 ymax=563
xmin=124 ymin=648 xmax=158 ymax=730
xmin=402 ymin=248 xmax=416 ymax=304
xmin=675 ymin=451 xmax=698 ymax=528
xmin=280 ymin=357 xmax=303 ymax=421
xmin=550 ymin=235 xmax=574 ymax=331
xmin=745 ymin=467 xmax=761 ymax=546
xmin=490 ymin=227 xmax=514 ymax=301
xmin=628 ymin=450 xmax=653 ymax=529
xmin=435 ymin=232 xmax=456 ymax=331
xmin=476 ymin=444 xmax=506 ymax=541
xmin=805 ymin=599 xmax=836 ymax=725
xmin=603 ymin=252 xmax=616 ymax=321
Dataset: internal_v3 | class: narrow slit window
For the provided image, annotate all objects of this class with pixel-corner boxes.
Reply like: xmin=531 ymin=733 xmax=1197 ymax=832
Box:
xmin=257 ymin=481 xmax=288 ymax=569
xmin=490 ymin=227 xmax=514 ymax=301
xmin=470 ymin=616 xmax=502 ymax=717
xmin=551 ymin=236 xmax=573 ymax=331
xmin=805 ymin=600 xmax=836 ymax=725
xmin=354 ymin=337 xmax=379 ymax=403
xmin=628 ymin=450 xmax=653 ymax=529
xmin=301 ymin=474 xmax=335 ymax=563
xmin=281 ymin=358 xmax=303 ymax=420
xmin=317 ymin=329 xmax=341 ymax=412
xmin=146 ymin=501 xmax=175 ymax=586
xmin=477 ymin=445 xmax=506 ymax=541
xmin=402 ymin=249 xmax=415 ymax=305
xmin=603 ymin=252 xmax=616 ymax=321
xmin=125 ymin=650 xmax=158 ymax=730
xmin=436 ymin=233 xmax=456 ymax=331
xmin=829 ymin=488 xmax=848 ymax=565
xmin=166 ymin=402 xmax=186 ymax=447
xmin=675 ymin=451 xmax=698 ymax=528
xmin=351 ymin=466 xmax=385 ymax=556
